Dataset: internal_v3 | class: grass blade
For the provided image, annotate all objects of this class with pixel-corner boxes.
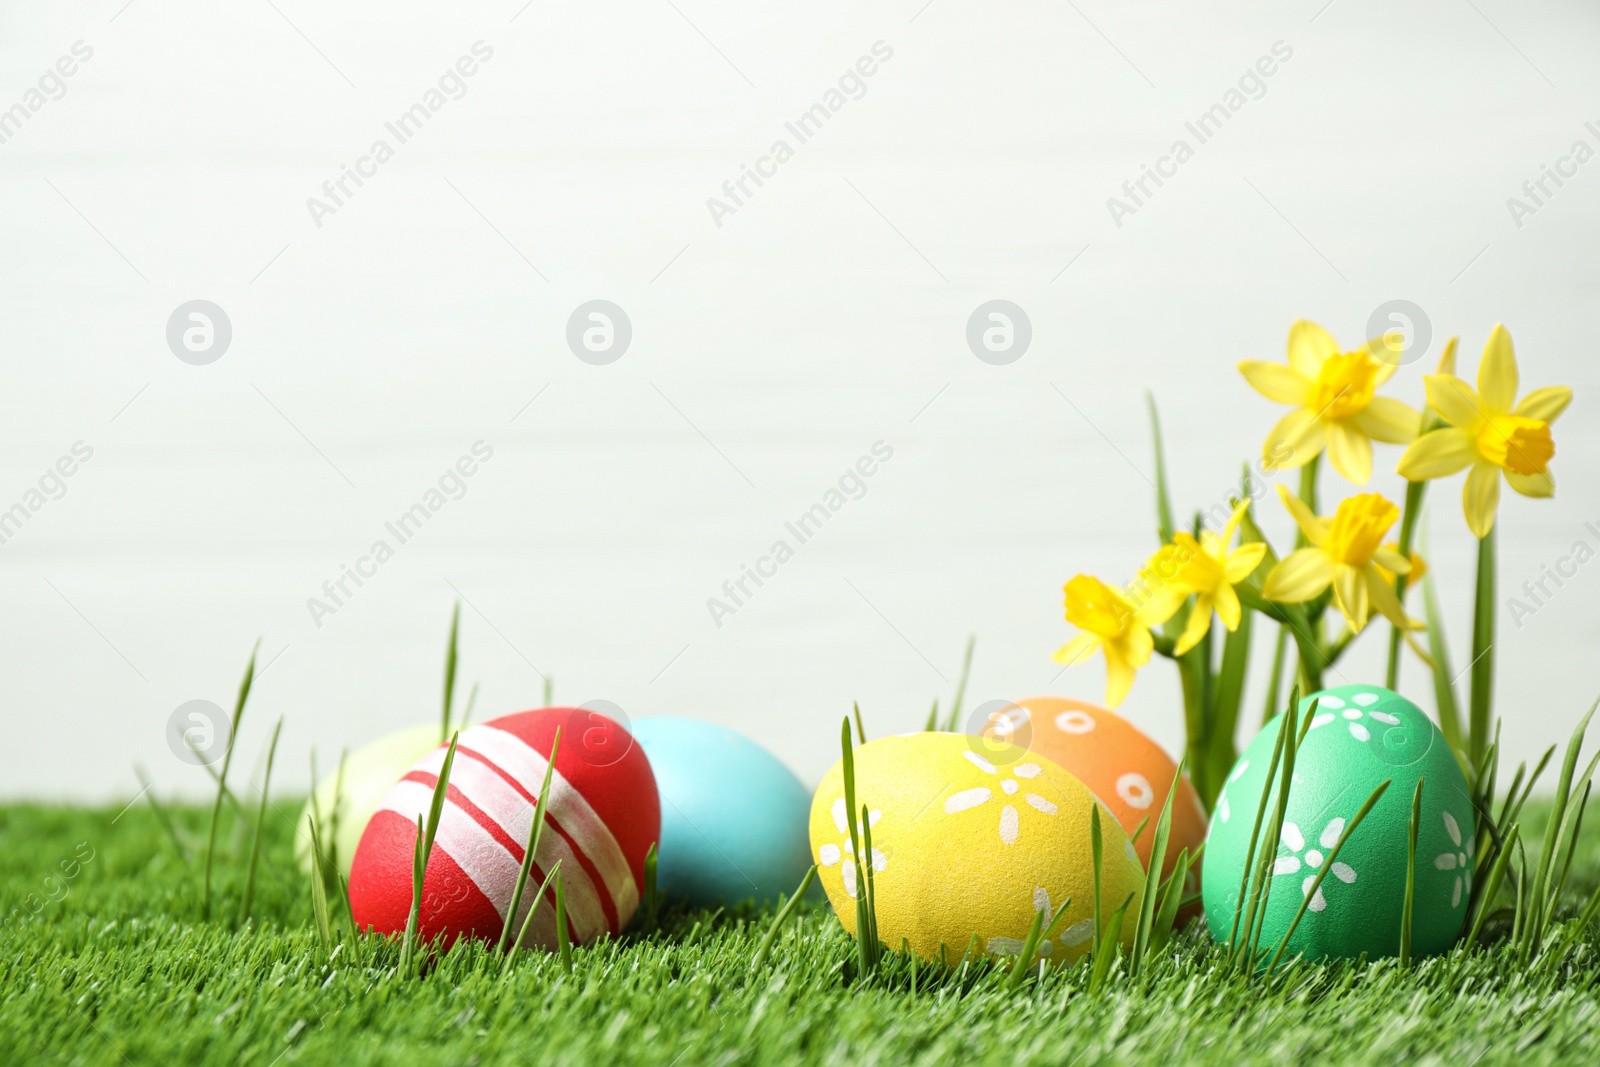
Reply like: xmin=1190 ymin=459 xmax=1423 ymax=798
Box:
xmin=944 ymin=636 xmax=975 ymax=732
xmin=238 ymin=715 xmax=283 ymax=925
xmin=401 ymin=731 xmax=459 ymax=977
xmin=1528 ymin=696 xmax=1598 ymax=952
xmin=1228 ymin=692 xmax=1293 ymax=950
xmin=1466 ymin=823 xmax=1519 ymax=948
xmin=1469 ymin=528 xmax=1496 ymax=767
xmin=1132 ymin=755 xmax=1185 ymax=975
xmin=1267 ymin=778 xmax=1390 ymax=975
xmin=502 ymin=860 xmax=561 ymax=973
xmin=442 ymin=601 xmax=460 ymax=742
xmin=852 ymin=702 xmax=866 ymax=745
xmin=924 ymin=699 xmax=939 ymax=733
xmin=1091 ymin=804 xmax=1104 ymax=964
xmin=1089 ymin=893 xmax=1134 ymax=994
xmin=840 ymin=717 xmax=878 ymax=974
xmin=305 ymin=815 xmax=333 ymax=952
xmin=644 ymin=843 xmax=659 ymax=930
xmin=555 ymin=869 xmax=573 ymax=973
xmin=1400 ymin=778 xmax=1422 ymax=967
xmin=1150 ymin=847 xmax=1194 ymax=952
xmin=751 ymin=865 xmax=817 ymax=971
xmin=203 ymin=640 xmax=258 ymax=921
xmin=133 ymin=765 xmax=188 ymax=862
xmin=1146 ymin=392 xmax=1175 ymax=544
xmin=498 ymin=727 xmax=562 ymax=953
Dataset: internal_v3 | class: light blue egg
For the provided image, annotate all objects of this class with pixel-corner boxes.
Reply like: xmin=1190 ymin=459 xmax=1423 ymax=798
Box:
xmin=632 ymin=717 xmax=812 ymax=907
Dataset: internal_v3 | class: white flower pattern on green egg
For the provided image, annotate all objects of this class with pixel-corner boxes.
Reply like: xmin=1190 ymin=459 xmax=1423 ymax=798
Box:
xmin=1307 ymin=690 xmax=1401 ymax=744
xmin=1272 ymin=818 xmax=1356 ymax=912
xmin=1434 ymin=811 xmax=1474 ymax=907
xmin=816 ymin=797 xmax=886 ymax=899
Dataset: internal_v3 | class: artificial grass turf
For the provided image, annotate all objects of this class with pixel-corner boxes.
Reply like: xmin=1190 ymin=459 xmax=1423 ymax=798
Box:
xmin=5 ymin=800 xmax=1600 ymax=1066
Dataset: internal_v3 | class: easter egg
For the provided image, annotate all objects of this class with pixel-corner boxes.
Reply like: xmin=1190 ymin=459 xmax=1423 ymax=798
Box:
xmin=294 ymin=724 xmax=441 ymax=877
xmin=1202 ymin=684 xmax=1474 ymax=961
xmin=348 ymin=707 xmax=660 ymax=949
xmin=631 ymin=717 xmax=812 ymax=907
xmin=993 ymin=697 xmax=1208 ymax=879
xmin=809 ymin=731 xmax=1145 ymax=966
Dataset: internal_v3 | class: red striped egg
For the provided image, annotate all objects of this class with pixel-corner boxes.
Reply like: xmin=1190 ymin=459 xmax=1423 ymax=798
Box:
xmin=348 ymin=707 xmax=659 ymax=950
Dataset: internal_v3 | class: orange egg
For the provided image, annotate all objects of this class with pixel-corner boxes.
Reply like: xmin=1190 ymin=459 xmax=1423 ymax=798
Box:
xmin=979 ymin=696 xmax=1208 ymax=882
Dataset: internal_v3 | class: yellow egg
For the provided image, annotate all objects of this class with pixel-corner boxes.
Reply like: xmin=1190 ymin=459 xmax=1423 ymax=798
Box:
xmin=809 ymin=731 xmax=1145 ymax=966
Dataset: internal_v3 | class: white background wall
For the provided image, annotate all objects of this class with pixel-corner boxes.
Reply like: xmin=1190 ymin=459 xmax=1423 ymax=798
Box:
xmin=2 ymin=0 xmax=1596 ymax=800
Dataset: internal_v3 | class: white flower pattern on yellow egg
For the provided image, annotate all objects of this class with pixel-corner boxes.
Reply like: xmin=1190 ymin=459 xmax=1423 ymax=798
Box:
xmin=816 ymin=797 xmax=886 ymax=899
xmin=1271 ymin=817 xmax=1356 ymax=912
xmin=1433 ymin=810 xmax=1474 ymax=907
xmin=943 ymin=751 xmax=1058 ymax=845
xmin=985 ymin=887 xmax=1096 ymax=960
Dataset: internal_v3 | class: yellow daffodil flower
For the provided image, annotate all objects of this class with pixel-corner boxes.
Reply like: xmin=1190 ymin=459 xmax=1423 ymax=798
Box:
xmin=1375 ymin=542 xmax=1426 ymax=590
xmin=1138 ymin=500 xmax=1268 ymax=655
xmin=1261 ymin=486 xmax=1414 ymax=634
xmin=1053 ymin=573 xmax=1180 ymax=709
xmin=1395 ymin=324 xmax=1571 ymax=539
xmin=1239 ymin=320 xmax=1422 ymax=485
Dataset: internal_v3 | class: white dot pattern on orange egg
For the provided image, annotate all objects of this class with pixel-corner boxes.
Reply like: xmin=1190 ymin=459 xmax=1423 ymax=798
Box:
xmin=1054 ymin=710 xmax=1096 ymax=734
xmin=1116 ymin=772 xmax=1154 ymax=810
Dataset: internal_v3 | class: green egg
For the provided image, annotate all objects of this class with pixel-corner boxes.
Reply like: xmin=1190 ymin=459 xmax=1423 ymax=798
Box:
xmin=1202 ymin=684 xmax=1475 ymax=961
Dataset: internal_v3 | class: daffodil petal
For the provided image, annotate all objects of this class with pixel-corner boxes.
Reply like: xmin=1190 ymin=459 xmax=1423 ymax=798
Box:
xmin=1214 ymin=582 xmax=1242 ymax=631
xmin=1506 ymin=469 xmax=1555 ymax=499
xmin=1515 ymin=385 xmax=1573 ymax=422
xmin=1479 ymin=324 xmax=1519 ymax=412
xmin=1352 ymin=397 xmax=1422 ymax=444
xmin=1224 ymin=542 xmax=1268 ymax=583
xmin=1364 ymin=564 xmax=1410 ymax=629
xmin=1464 ymin=462 xmax=1501 ymax=539
xmin=1333 ymin=564 xmax=1370 ymax=633
xmin=1396 ymin=427 xmax=1476 ymax=482
xmin=1263 ymin=408 xmax=1326 ymax=470
xmin=1287 ymin=320 xmax=1339 ymax=378
xmin=1053 ymin=632 xmax=1100 ymax=666
xmin=1436 ymin=337 xmax=1459 ymax=377
xmin=1326 ymin=420 xmax=1374 ymax=485
xmin=1371 ymin=547 xmax=1411 ymax=574
xmin=1263 ymin=548 xmax=1335 ymax=603
xmin=1424 ymin=375 xmax=1488 ymax=432
xmin=1172 ymin=601 xmax=1212 ymax=657
xmin=1239 ymin=361 xmax=1313 ymax=406
xmin=1104 ymin=653 xmax=1136 ymax=710
xmin=1276 ymin=484 xmax=1329 ymax=547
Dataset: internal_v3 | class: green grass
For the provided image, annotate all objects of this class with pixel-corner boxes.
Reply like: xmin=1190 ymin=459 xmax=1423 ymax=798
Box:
xmin=6 ymin=801 xmax=1600 ymax=1066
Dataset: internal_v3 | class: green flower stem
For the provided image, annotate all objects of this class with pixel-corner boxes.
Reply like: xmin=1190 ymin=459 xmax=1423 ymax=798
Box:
xmin=1297 ymin=454 xmax=1320 ymax=536
xmin=1385 ymin=479 xmax=1428 ymax=689
xmin=1470 ymin=528 xmax=1497 ymax=767
xmin=1261 ymin=625 xmax=1288 ymax=725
